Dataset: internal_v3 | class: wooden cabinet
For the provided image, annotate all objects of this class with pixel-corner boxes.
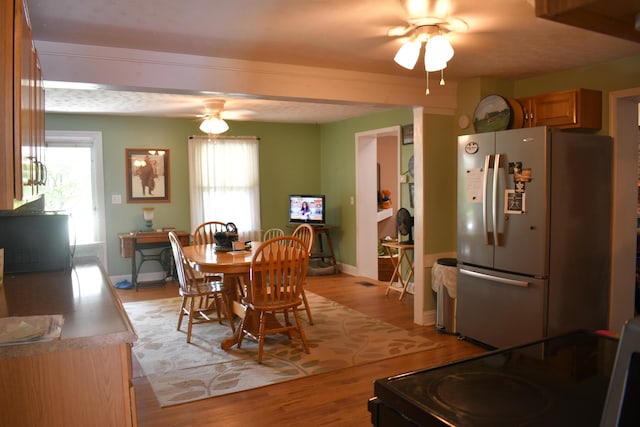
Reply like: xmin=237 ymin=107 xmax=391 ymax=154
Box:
xmin=0 ymin=0 xmax=45 ymax=209
xmin=0 ymin=261 xmax=138 ymax=427
xmin=517 ymin=88 xmax=602 ymax=130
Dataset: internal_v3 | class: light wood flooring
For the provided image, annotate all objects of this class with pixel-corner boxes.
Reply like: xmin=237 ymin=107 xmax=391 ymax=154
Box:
xmin=116 ymin=273 xmax=486 ymax=427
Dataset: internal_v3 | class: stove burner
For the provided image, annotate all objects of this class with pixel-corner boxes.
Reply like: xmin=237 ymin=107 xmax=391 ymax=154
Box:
xmin=428 ymin=371 xmax=553 ymax=423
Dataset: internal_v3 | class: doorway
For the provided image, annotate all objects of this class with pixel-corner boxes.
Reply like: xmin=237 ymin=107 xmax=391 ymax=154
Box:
xmin=355 ymin=126 xmax=402 ymax=281
xmin=43 ymin=130 xmax=107 ymax=267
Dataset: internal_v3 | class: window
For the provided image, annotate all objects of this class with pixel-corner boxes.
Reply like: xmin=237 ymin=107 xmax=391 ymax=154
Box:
xmin=39 ymin=131 xmax=106 ymax=265
xmin=188 ymin=136 xmax=261 ymax=241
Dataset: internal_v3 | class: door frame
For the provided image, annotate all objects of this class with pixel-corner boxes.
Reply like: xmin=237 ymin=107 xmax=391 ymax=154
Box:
xmin=355 ymin=126 xmax=401 ymax=281
xmin=608 ymin=88 xmax=640 ymax=332
xmin=355 ymin=109 xmax=425 ymax=325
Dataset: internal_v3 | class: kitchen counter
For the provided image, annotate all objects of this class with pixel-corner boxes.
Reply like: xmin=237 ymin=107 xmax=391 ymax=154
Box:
xmin=0 ymin=258 xmax=138 ymax=427
xmin=0 ymin=257 xmax=136 ymax=358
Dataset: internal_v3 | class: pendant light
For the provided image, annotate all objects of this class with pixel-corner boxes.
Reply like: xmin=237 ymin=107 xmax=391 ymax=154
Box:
xmin=199 ymin=113 xmax=229 ymax=135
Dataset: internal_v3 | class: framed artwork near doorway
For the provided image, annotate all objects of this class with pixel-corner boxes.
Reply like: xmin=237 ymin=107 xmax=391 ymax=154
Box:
xmin=402 ymin=124 xmax=414 ymax=145
xmin=125 ymin=148 xmax=170 ymax=203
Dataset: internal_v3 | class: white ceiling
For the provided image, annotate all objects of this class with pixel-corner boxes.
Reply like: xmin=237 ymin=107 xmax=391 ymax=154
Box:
xmin=28 ymin=0 xmax=640 ymax=123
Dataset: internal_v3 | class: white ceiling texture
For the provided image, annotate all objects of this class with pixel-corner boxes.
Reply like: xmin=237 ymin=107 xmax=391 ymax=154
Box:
xmin=28 ymin=0 xmax=640 ymax=123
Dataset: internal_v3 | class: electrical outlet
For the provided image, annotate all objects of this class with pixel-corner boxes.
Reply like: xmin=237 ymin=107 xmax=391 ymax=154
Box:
xmin=400 ymin=174 xmax=407 ymax=183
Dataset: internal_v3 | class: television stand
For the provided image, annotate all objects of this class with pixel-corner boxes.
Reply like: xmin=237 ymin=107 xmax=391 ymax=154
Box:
xmin=289 ymin=224 xmax=337 ymax=274
xmin=310 ymin=225 xmax=337 ymax=274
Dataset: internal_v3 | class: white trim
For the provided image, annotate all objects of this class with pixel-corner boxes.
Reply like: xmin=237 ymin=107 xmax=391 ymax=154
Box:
xmin=355 ymin=126 xmax=401 ymax=282
xmin=608 ymin=88 xmax=640 ymax=333
xmin=35 ymin=41 xmax=457 ymax=115
xmin=45 ymin=130 xmax=107 ymax=268
xmin=421 ymin=309 xmax=437 ymax=327
xmin=412 ymin=107 xmax=425 ymax=325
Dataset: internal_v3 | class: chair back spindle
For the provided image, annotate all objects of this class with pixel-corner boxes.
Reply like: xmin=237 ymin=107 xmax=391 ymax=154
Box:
xmin=193 ymin=221 xmax=227 ymax=245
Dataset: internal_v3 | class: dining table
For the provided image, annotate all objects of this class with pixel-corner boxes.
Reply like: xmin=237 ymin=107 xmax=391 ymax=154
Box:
xmin=181 ymin=242 xmax=263 ymax=350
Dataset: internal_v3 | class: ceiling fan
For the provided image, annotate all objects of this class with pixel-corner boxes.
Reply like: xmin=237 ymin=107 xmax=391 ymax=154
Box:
xmin=197 ymin=99 xmax=257 ymax=134
xmin=388 ymin=0 xmax=468 ymax=93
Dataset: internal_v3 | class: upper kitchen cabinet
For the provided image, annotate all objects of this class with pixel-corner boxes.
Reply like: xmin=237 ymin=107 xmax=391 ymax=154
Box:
xmin=518 ymin=88 xmax=602 ymax=130
xmin=0 ymin=0 xmax=45 ymax=210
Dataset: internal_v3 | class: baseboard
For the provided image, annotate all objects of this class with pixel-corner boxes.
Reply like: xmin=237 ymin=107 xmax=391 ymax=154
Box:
xmin=422 ymin=309 xmax=436 ymax=326
xmin=109 ymin=271 xmax=168 ymax=286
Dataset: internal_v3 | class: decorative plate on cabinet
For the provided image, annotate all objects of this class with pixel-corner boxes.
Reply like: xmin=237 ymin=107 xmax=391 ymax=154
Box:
xmin=473 ymin=95 xmax=524 ymax=133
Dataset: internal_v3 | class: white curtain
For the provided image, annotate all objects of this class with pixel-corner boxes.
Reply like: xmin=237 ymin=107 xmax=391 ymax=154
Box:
xmin=188 ymin=136 xmax=261 ymax=241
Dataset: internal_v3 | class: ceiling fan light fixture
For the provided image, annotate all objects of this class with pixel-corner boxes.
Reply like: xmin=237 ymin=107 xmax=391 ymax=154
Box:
xmin=426 ymin=34 xmax=454 ymax=63
xmin=394 ymin=39 xmax=421 ymax=70
xmin=424 ymin=53 xmax=447 ymax=72
xmin=199 ymin=115 xmax=229 ymax=134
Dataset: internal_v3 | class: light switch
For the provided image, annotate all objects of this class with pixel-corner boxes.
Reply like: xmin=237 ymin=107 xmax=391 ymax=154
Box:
xmin=112 ymin=194 xmax=122 ymax=204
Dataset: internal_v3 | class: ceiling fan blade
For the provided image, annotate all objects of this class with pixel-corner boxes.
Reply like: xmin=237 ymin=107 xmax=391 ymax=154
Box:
xmin=387 ymin=25 xmax=413 ymax=37
xmin=221 ymin=109 xmax=257 ymax=120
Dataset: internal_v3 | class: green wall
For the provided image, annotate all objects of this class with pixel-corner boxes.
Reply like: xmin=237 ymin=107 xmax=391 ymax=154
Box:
xmin=44 ymin=53 xmax=640 ymax=313
xmin=423 ymin=113 xmax=456 ymax=255
xmin=45 ymin=114 xmax=321 ymax=276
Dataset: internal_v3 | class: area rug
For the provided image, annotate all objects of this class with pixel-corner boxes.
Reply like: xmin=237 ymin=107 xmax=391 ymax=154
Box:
xmin=124 ymin=292 xmax=439 ymax=407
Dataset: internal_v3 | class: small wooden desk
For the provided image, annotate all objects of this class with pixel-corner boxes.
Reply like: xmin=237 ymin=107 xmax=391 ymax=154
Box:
xmin=181 ymin=243 xmax=259 ymax=350
xmin=382 ymin=241 xmax=415 ymax=300
xmin=118 ymin=230 xmax=190 ymax=290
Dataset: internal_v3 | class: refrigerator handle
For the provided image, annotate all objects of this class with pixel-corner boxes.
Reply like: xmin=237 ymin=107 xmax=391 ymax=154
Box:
xmin=492 ymin=154 xmax=501 ymax=246
xmin=483 ymin=154 xmax=492 ymax=245
xmin=459 ymin=268 xmax=530 ymax=288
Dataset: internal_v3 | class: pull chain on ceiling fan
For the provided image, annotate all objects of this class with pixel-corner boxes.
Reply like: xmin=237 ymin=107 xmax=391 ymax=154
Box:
xmin=389 ymin=2 xmax=467 ymax=95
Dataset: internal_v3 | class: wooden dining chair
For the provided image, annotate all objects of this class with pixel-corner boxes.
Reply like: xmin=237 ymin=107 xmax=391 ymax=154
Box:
xmin=263 ymin=227 xmax=285 ymax=241
xmin=192 ymin=221 xmax=228 ymax=282
xmin=169 ymin=231 xmax=235 ymax=343
xmin=238 ymin=236 xmax=311 ymax=363
xmin=292 ymin=223 xmax=315 ymax=325
xmin=193 ymin=221 xmax=228 ymax=245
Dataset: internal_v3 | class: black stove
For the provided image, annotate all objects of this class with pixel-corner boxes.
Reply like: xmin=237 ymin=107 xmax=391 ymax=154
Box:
xmin=369 ymin=331 xmax=619 ymax=426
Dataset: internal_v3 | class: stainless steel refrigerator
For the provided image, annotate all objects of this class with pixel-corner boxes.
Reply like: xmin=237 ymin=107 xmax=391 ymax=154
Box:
xmin=456 ymin=126 xmax=612 ymax=348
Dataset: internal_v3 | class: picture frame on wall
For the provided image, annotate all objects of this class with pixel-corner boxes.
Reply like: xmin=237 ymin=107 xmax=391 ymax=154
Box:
xmin=402 ymin=124 xmax=414 ymax=145
xmin=126 ymin=148 xmax=170 ymax=203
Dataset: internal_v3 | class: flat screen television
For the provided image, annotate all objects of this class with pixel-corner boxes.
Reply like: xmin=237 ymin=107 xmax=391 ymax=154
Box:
xmin=288 ymin=195 xmax=325 ymax=225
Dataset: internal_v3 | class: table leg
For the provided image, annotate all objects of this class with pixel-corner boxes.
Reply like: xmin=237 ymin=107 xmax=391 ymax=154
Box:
xmin=397 ymin=250 xmax=414 ymax=300
xmin=384 ymin=247 xmax=414 ymax=300
xmin=219 ymin=273 xmax=287 ymax=351
xmin=221 ymin=273 xmax=248 ymax=350
xmin=132 ymin=249 xmax=139 ymax=291
xmin=384 ymin=246 xmax=401 ymax=296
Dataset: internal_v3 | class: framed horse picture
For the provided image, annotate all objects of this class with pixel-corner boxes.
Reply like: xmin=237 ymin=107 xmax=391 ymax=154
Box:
xmin=125 ymin=148 xmax=170 ymax=203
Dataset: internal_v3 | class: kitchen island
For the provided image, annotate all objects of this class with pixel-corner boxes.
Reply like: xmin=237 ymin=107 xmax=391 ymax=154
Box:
xmin=0 ymin=258 xmax=138 ymax=427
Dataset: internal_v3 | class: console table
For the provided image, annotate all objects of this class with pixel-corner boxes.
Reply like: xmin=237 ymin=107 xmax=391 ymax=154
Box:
xmin=118 ymin=230 xmax=190 ymax=290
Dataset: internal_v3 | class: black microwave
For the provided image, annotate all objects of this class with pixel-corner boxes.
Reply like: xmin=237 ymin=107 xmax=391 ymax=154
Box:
xmin=0 ymin=212 xmax=71 ymax=274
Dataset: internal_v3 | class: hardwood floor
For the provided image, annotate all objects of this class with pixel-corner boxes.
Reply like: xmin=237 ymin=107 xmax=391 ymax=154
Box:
xmin=116 ymin=273 xmax=486 ymax=427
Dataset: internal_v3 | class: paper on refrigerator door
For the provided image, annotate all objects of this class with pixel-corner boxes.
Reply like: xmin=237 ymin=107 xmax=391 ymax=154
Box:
xmin=464 ymin=168 xmax=483 ymax=203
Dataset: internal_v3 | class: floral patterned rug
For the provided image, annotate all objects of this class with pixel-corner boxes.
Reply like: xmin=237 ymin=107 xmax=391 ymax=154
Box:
xmin=124 ymin=292 xmax=439 ymax=407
